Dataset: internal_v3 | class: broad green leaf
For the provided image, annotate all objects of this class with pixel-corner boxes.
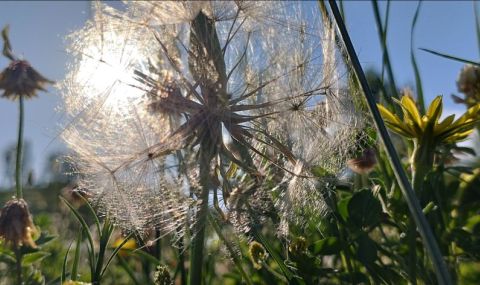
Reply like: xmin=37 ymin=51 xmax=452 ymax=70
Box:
xmin=22 ymin=251 xmax=50 ymax=266
xmin=347 ymin=189 xmax=382 ymax=228
xmin=311 ymin=237 xmax=341 ymax=255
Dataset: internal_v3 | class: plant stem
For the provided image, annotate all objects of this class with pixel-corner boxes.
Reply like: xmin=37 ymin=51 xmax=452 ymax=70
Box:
xmin=15 ymin=95 xmax=24 ymax=199
xmin=14 ymin=247 xmax=22 ymax=285
xmin=371 ymin=0 xmax=399 ymax=100
xmin=326 ymin=2 xmax=452 ymax=284
xmin=188 ymin=147 xmax=212 ymax=285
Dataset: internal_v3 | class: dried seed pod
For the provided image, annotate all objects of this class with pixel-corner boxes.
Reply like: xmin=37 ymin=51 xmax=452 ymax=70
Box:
xmin=0 ymin=198 xmax=37 ymax=248
xmin=0 ymin=60 xmax=54 ymax=100
xmin=347 ymin=147 xmax=377 ymax=175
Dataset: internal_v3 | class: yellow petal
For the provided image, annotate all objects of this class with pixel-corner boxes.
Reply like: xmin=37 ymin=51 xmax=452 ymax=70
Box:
xmin=401 ymin=95 xmax=423 ymax=127
xmin=434 ymin=114 xmax=455 ymax=136
xmin=426 ymin=96 xmax=443 ymax=125
xmin=378 ymin=104 xmax=402 ymax=125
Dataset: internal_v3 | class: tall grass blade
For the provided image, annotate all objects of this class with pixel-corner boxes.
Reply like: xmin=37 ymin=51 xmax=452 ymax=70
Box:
xmin=381 ymin=0 xmax=391 ymax=82
xmin=100 ymin=232 xmax=134 ymax=278
xmin=326 ymin=1 xmax=453 ymax=284
xmin=61 ymin=242 xmax=73 ymax=284
xmin=474 ymin=1 xmax=480 ymax=57
xmin=371 ymin=0 xmax=399 ymax=99
xmin=411 ymin=2 xmax=425 ymax=113
xmin=71 ymin=231 xmax=82 ymax=281
xmin=60 ymin=196 xmax=96 ymax=270
xmin=420 ymin=48 xmax=480 ymax=66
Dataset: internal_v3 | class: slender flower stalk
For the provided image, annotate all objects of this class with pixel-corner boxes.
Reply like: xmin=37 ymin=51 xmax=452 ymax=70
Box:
xmin=15 ymin=95 xmax=24 ymax=198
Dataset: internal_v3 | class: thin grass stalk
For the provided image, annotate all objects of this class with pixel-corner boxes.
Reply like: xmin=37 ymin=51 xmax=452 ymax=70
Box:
xmin=410 ymin=2 xmax=425 ymax=113
xmin=15 ymin=95 xmax=24 ymax=199
xmin=326 ymin=1 xmax=452 ymax=284
xmin=474 ymin=1 xmax=480 ymax=57
xmin=371 ymin=0 xmax=399 ymax=100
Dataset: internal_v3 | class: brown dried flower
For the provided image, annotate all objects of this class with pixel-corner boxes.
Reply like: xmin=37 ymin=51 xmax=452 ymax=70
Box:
xmin=347 ymin=148 xmax=377 ymax=175
xmin=0 ymin=198 xmax=37 ymax=248
xmin=0 ymin=60 xmax=54 ymax=100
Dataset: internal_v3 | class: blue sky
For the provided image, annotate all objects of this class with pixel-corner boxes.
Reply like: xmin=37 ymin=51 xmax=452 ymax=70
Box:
xmin=0 ymin=1 xmax=477 ymax=186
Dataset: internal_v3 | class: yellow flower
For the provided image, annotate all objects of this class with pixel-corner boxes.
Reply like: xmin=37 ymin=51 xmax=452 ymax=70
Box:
xmin=378 ymin=95 xmax=480 ymax=144
xmin=111 ymin=237 xmax=136 ymax=257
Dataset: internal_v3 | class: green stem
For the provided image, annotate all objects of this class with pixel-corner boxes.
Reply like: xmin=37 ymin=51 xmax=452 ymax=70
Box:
xmin=15 ymin=95 xmax=24 ymax=199
xmin=188 ymin=148 xmax=212 ymax=285
xmin=371 ymin=0 xmax=399 ymax=100
xmin=326 ymin=2 xmax=452 ymax=284
xmin=14 ymin=246 xmax=22 ymax=285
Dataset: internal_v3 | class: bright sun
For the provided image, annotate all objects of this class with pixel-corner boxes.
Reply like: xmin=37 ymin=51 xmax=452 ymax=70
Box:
xmin=73 ymin=28 xmax=147 ymax=111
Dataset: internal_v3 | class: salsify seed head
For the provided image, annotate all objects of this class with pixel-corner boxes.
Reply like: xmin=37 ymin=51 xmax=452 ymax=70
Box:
xmin=0 ymin=198 xmax=37 ymax=248
xmin=60 ymin=1 xmax=367 ymax=241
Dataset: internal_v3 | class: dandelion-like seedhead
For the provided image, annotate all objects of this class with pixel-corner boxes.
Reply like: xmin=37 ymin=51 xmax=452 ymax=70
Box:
xmin=60 ymin=2 xmax=367 ymax=242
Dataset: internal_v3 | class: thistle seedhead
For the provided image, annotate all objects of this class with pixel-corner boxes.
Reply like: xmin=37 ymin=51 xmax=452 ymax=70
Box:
xmin=0 ymin=198 xmax=36 ymax=248
xmin=60 ymin=1 xmax=366 ymax=242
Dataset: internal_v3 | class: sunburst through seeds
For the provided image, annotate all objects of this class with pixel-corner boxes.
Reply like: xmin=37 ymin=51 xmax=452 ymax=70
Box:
xmin=60 ymin=1 xmax=368 ymax=241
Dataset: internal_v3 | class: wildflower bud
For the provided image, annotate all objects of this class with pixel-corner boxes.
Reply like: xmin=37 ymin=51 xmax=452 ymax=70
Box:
xmin=0 ymin=60 xmax=54 ymax=100
xmin=0 ymin=198 xmax=36 ymax=248
xmin=347 ymin=148 xmax=377 ymax=175
xmin=288 ymin=236 xmax=308 ymax=256
xmin=61 ymin=185 xmax=92 ymax=207
xmin=456 ymin=64 xmax=480 ymax=106
xmin=153 ymin=265 xmax=172 ymax=285
xmin=248 ymin=241 xmax=267 ymax=270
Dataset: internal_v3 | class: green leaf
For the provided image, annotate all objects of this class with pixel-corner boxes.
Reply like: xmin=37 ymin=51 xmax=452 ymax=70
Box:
xmin=61 ymin=242 xmax=73 ymax=284
xmin=22 ymin=251 xmax=50 ymax=266
xmin=34 ymin=232 xmax=56 ymax=246
xmin=347 ymin=189 xmax=382 ymax=228
xmin=466 ymin=215 xmax=480 ymax=235
xmin=60 ymin=196 xmax=96 ymax=271
xmin=311 ymin=237 xmax=341 ymax=255
xmin=71 ymin=231 xmax=82 ymax=281
xmin=420 ymin=48 xmax=480 ymax=66
xmin=337 ymin=197 xmax=351 ymax=222
xmin=100 ymin=232 xmax=134 ymax=279
xmin=0 ymin=252 xmax=16 ymax=265
xmin=410 ymin=2 xmax=424 ymax=113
